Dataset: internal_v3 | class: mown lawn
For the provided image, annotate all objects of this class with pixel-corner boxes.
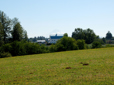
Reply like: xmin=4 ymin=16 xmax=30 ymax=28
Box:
xmin=0 ymin=48 xmax=114 ymax=85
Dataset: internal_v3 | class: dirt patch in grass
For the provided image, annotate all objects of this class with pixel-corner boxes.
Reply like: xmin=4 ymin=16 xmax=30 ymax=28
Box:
xmin=29 ymin=72 xmax=34 ymax=74
xmin=83 ymin=63 xmax=89 ymax=66
xmin=65 ymin=67 xmax=71 ymax=69
xmin=80 ymin=62 xmax=89 ymax=66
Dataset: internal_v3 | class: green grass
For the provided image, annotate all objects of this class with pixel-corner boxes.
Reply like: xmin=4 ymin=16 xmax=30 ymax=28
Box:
xmin=0 ymin=48 xmax=114 ymax=85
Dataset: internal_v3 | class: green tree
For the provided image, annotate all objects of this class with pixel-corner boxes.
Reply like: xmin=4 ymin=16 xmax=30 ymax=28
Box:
xmin=106 ymin=31 xmax=112 ymax=39
xmin=92 ymin=41 xmax=102 ymax=48
xmin=11 ymin=18 xmax=28 ymax=42
xmin=12 ymin=22 xmax=23 ymax=41
xmin=84 ymin=28 xmax=96 ymax=44
xmin=72 ymin=28 xmax=96 ymax=44
xmin=49 ymin=44 xmax=57 ymax=52
xmin=0 ymin=11 xmax=11 ymax=43
xmin=72 ymin=28 xmax=84 ymax=40
xmin=77 ymin=39 xmax=86 ymax=49
xmin=0 ymin=22 xmax=4 ymax=46
xmin=63 ymin=33 xmax=68 ymax=37
xmin=56 ymin=36 xmax=78 ymax=51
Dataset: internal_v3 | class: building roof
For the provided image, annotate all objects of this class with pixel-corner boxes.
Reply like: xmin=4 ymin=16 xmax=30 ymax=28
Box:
xmin=50 ymin=34 xmax=63 ymax=39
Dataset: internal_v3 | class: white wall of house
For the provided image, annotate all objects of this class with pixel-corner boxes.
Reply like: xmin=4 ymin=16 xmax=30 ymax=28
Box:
xmin=36 ymin=40 xmax=46 ymax=44
xmin=48 ymin=34 xmax=63 ymax=44
xmin=49 ymin=39 xmax=59 ymax=44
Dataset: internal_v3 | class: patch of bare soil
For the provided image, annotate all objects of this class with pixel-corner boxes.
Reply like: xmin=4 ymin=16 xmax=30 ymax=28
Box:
xmin=65 ymin=67 xmax=71 ymax=69
xmin=80 ymin=62 xmax=89 ymax=66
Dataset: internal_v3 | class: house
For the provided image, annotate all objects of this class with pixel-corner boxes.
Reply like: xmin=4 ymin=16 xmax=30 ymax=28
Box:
xmin=36 ymin=40 xmax=46 ymax=45
xmin=48 ymin=34 xmax=63 ymax=44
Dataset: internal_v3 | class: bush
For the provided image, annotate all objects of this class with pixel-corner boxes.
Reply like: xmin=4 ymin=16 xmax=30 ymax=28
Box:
xmin=56 ymin=43 xmax=65 ymax=51
xmin=86 ymin=44 xmax=92 ymax=49
xmin=77 ymin=39 xmax=86 ymax=49
xmin=56 ymin=36 xmax=78 ymax=51
xmin=0 ymin=52 xmax=12 ymax=58
xmin=40 ymin=44 xmax=50 ymax=53
xmin=10 ymin=41 xmax=26 ymax=56
xmin=24 ymin=42 xmax=41 ymax=54
xmin=92 ymin=41 xmax=102 ymax=48
xmin=0 ymin=41 xmax=51 ymax=57
xmin=49 ymin=44 xmax=57 ymax=52
xmin=0 ymin=43 xmax=12 ymax=53
xmin=105 ymin=44 xmax=114 ymax=48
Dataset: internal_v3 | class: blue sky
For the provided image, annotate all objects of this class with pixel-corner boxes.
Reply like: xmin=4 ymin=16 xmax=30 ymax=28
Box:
xmin=1 ymin=0 xmax=114 ymax=38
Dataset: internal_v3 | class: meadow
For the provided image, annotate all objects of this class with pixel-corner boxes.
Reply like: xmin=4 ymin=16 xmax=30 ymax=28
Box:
xmin=0 ymin=47 xmax=114 ymax=85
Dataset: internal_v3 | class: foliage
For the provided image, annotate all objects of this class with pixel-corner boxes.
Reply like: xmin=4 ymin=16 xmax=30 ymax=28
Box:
xmin=49 ymin=44 xmax=57 ymax=52
xmin=92 ymin=41 xmax=102 ymax=48
xmin=12 ymin=22 xmax=23 ymax=41
xmin=0 ymin=41 xmax=50 ymax=57
xmin=56 ymin=36 xmax=78 ymax=51
xmin=23 ymin=30 xmax=28 ymax=41
xmin=0 ymin=36 xmax=89 ymax=58
xmin=0 ymin=22 xmax=4 ymax=46
xmin=0 ymin=43 xmax=12 ymax=53
xmin=106 ymin=31 xmax=112 ymax=39
xmin=72 ymin=28 xmax=96 ymax=44
xmin=86 ymin=44 xmax=92 ymax=49
xmin=39 ymin=44 xmax=49 ymax=53
xmin=63 ymin=33 xmax=68 ymax=37
xmin=102 ymin=37 xmax=106 ymax=44
xmin=94 ymin=38 xmax=104 ymax=45
xmin=12 ymin=22 xmax=28 ymax=42
xmin=0 ymin=52 xmax=12 ymax=58
xmin=0 ymin=11 xmax=11 ymax=43
xmin=10 ymin=41 xmax=27 ymax=56
xmin=105 ymin=44 xmax=114 ymax=48
xmin=0 ymin=11 xmax=28 ymax=44
xmin=77 ymin=39 xmax=86 ymax=49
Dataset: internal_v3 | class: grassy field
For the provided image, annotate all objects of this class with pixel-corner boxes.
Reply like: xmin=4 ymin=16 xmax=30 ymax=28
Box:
xmin=0 ymin=48 xmax=114 ymax=85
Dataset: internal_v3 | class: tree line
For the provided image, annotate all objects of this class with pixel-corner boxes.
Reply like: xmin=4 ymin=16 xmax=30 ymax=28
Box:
xmin=0 ymin=10 xmax=114 ymax=58
xmin=29 ymin=36 xmax=46 ymax=42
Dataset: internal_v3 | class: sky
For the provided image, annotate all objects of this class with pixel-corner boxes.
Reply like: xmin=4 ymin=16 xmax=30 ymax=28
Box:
xmin=1 ymin=0 xmax=114 ymax=38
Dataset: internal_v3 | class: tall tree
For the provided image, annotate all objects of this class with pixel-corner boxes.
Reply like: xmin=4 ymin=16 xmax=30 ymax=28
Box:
xmin=0 ymin=11 xmax=11 ymax=43
xmin=12 ymin=22 xmax=23 ymax=41
xmin=72 ymin=28 xmax=84 ymax=40
xmin=84 ymin=28 xmax=96 ymax=44
xmin=0 ymin=22 xmax=4 ymax=46
xmin=106 ymin=31 xmax=112 ymax=39
xmin=72 ymin=28 xmax=96 ymax=44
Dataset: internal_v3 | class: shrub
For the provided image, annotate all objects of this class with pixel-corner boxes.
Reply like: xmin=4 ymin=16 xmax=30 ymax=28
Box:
xmin=86 ymin=44 xmax=92 ymax=49
xmin=40 ymin=44 xmax=50 ymax=53
xmin=0 ymin=52 xmax=12 ymax=58
xmin=92 ymin=41 xmax=102 ymax=48
xmin=56 ymin=36 xmax=78 ymax=51
xmin=105 ymin=44 xmax=114 ymax=47
xmin=56 ymin=43 xmax=65 ymax=51
xmin=0 ymin=43 xmax=12 ymax=53
xmin=77 ymin=39 xmax=86 ymax=49
xmin=49 ymin=44 xmax=57 ymax=52
xmin=24 ymin=42 xmax=40 ymax=54
xmin=10 ymin=41 xmax=26 ymax=56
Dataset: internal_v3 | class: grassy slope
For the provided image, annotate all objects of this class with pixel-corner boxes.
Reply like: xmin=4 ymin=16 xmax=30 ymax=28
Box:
xmin=0 ymin=48 xmax=114 ymax=85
